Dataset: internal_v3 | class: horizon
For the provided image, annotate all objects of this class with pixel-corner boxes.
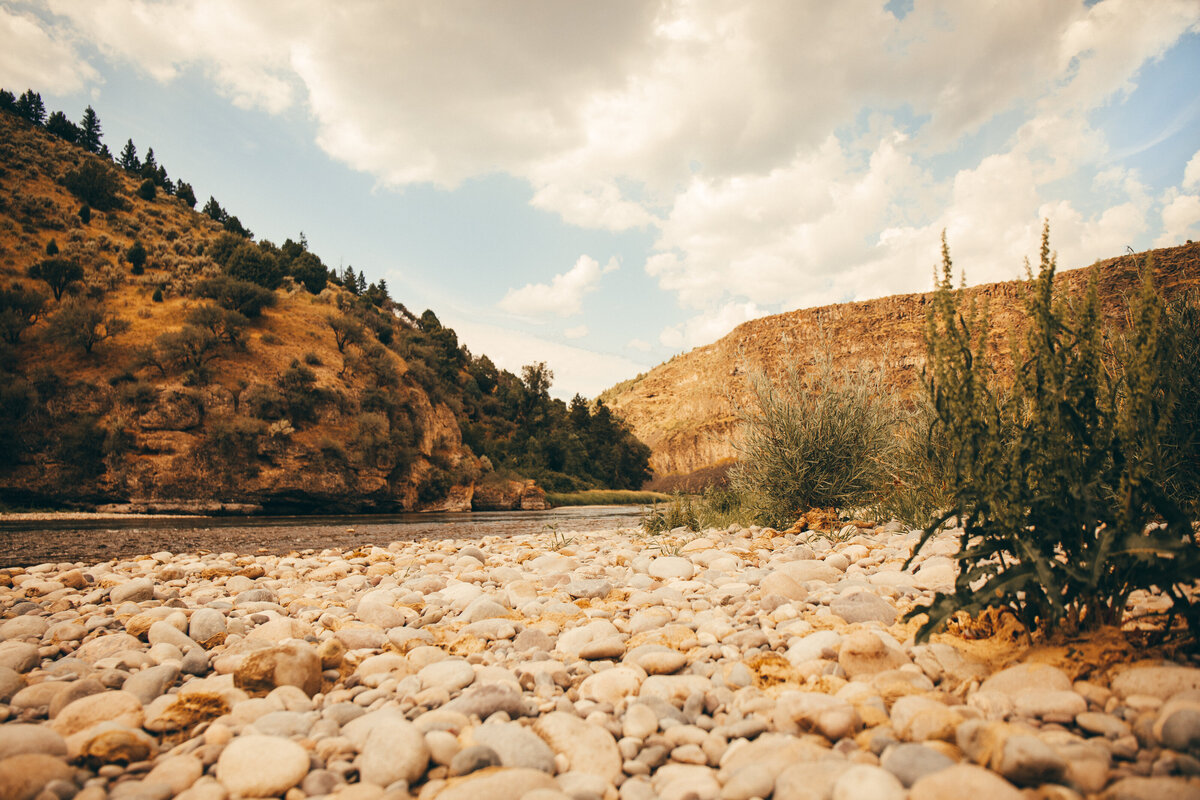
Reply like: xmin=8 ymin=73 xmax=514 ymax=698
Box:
xmin=2 ymin=1 xmax=1198 ymax=398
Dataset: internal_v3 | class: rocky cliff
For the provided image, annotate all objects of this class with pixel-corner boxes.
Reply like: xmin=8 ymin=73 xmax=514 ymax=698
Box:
xmin=603 ymin=241 xmax=1200 ymax=480
xmin=0 ymin=109 xmax=547 ymax=513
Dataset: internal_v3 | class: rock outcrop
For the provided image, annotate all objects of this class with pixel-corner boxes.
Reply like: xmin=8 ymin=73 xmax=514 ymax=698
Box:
xmin=603 ymin=241 xmax=1200 ymax=478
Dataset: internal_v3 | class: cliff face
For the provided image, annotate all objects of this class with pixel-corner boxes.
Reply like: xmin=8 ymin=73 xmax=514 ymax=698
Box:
xmin=603 ymin=242 xmax=1200 ymax=479
xmin=0 ymin=111 xmax=531 ymax=513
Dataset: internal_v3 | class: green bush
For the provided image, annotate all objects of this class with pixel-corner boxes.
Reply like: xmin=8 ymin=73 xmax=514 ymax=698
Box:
xmin=873 ymin=396 xmax=953 ymax=527
xmin=195 ymin=274 xmax=275 ymax=318
xmin=1161 ymin=290 xmax=1200 ymax=517
xmin=46 ymin=299 xmax=130 ymax=354
xmin=27 ymin=257 xmax=83 ymax=300
xmin=642 ymin=486 xmax=747 ymax=534
xmin=729 ymin=352 xmax=899 ymax=528
xmin=907 ymin=228 xmax=1200 ymax=641
xmin=202 ymin=415 xmax=266 ymax=475
xmin=62 ymin=160 xmax=121 ymax=211
xmin=0 ymin=284 xmax=47 ymax=343
xmin=136 ymin=179 xmax=156 ymax=200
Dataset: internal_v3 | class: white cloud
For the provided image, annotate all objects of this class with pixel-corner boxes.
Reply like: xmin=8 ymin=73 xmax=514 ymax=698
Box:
xmin=443 ymin=316 xmax=649 ymax=400
xmin=1156 ymin=190 xmax=1200 ymax=247
xmin=1185 ymin=149 xmax=1200 ymax=191
xmin=498 ymin=255 xmax=617 ymax=319
xmin=660 ymin=301 xmax=766 ymax=352
xmin=35 ymin=0 xmax=1200 ymax=353
xmin=564 ymin=325 xmax=588 ymax=339
xmin=627 ymin=338 xmax=652 ymax=353
xmin=0 ymin=7 xmax=100 ymax=94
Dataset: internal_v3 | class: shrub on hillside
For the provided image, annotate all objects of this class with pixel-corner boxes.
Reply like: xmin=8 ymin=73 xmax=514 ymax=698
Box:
xmin=46 ymin=299 xmax=129 ymax=354
xmin=61 ymin=159 xmax=122 ymax=211
xmin=27 ymin=258 xmax=83 ymax=300
xmin=729 ymin=350 xmax=899 ymax=528
xmin=195 ymin=274 xmax=275 ymax=318
xmin=0 ymin=284 xmax=47 ymax=344
xmin=225 ymin=243 xmax=284 ymax=290
xmin=907 ymin=228 xmax=1200 ymax=641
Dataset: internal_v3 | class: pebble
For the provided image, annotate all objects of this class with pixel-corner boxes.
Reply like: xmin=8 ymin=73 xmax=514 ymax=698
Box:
xmin=215 ymin=734 xmax=309 ymax=797
xmin=0 ymin=521 xmax=1186 ymax=800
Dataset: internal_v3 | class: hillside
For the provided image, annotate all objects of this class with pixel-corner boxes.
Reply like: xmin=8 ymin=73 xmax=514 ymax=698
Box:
xmin=0 ymin=103 xmax=647 ymax=512
xmin=602 ymin=240 xmax=1200 ymax=481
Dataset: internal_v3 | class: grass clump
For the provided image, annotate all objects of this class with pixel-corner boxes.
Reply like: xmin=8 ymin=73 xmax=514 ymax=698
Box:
xmin=728 ymin=346 xmax=900 ymax=529
xmin=907 ymin=226 xmax=1200 ymax=642
xmin=547 ymin=489 xmax=670 ymax=507
xmin=642 ymin=486 xmax=746 ymax=534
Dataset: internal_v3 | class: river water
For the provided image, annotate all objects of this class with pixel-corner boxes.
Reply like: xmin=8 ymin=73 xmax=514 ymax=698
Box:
xmin=0 ymin=506 xmax=646 ymax=568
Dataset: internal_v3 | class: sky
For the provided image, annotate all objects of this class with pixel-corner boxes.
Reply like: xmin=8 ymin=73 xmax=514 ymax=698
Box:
xmin=2 ymin=1 xmax=1199 ymax=400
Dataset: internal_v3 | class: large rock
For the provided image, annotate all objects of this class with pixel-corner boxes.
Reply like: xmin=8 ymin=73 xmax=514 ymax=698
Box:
xmin=216 ymin=735 xmax=309 ymax=797
xmin=533 ymin=712 xmax=622 ymax=782
xmin=0 ymin=724 xmax=67 ymax=760
xmin=0 ymin=753 xmax=75 ymax=800
xmin=472 ymin=479 xmax=547 ymax=511
xmin=1110 ymin=665 xmax=1200 ymax=701
xmin=51 ymin=690 xmax=144 ymax=738
xmin=472 ymin=721 xmax=556 ymax=773
xmin=909 ymin=764 xmax=1023 ymax=800
xmin=830 ymin=591 xmax=897 ymax=625
xmin=345 ymin=710 xmax=430 ymax=786
xmin=233 ymin=641 xmax=321 ymax=697
xmin=837 ymin=631 xmax=910 ymax=678
xmin=433 ymin=767 xmax=558 ymax=800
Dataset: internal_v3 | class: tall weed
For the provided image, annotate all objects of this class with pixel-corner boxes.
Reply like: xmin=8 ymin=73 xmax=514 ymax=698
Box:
xmin=908 ymin=227 xmax=1199 ymax=641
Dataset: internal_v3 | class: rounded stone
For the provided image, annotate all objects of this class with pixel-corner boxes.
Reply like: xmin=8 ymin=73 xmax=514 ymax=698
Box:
xmin=449 ymin=744 xmax=502 ymax=776
xmin=909 ymin=764 xmax=1023 ymax=800
xmin=216 ymin=734 xmax=309 ymax=797
xmin=473 ymin=721 xmax=557 ymax=773
xmin=419 ymin=658 xmax=476 ymax=693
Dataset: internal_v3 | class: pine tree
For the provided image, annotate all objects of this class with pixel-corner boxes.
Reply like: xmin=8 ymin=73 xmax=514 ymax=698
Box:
xmin=0 ymin=89 xmax=15 ymax=113
xmin=141 ymin=147 xmax=158 ymax=181
xmin=45 ymin=111 xmax=78 ymax=143
xmin=203 ymin=196 xmax=225 ymax=222
xmin=119 ymin=139 xmax=140 ymax=171
xmin=343 ymin=267 xmax=359 ymax=294
xmin=78 ymin=105 xmax=102 ymax=153
xmin=175 ymin=181 xmax=196 ymax=208
xmin=98 ymin=143 xmax=112 ymax=160
xmin=15 ymin=90 xmax=45 ymax=124
xmin=356 ymin=271 xmax=367 ymax=294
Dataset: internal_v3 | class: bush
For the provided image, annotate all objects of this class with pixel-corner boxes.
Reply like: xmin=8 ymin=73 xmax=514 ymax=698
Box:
xmin=62 ymin=160 xmax=122 ymax=211
xmin=0 ymin=284 xmax=47 ymax=343
xmin=27 ymin=258 xmax=83 ymax=300
xmin=195 ymin=274 xmax=275 ymax=318
xmin=1161 ymin=290 xmax=1200 ymax=517
xmin=873 ymin=397 xmax=953 ymax=527
xmin=151 ymin=288 xmax=163 ymax=302
xmin=126 ymin=240 xmax=147 ymax=272
xmin=202 ymin=415 xmax=266 ymax=474
xmin=641 ymin=486 xmax=747 ymax=534
xmin=907 ymin=229 xmax=1200 ymax=641
xmin=136 ymin=179 xmax=156 ymax=200
xmin=225 ymin=243 xmax=283 ymax=289
xmin=46 ymin=299 xmax=130 ymax=354
xmin=78 ymin=205 xmax=91 ymax=224
xmin=729 ymin=351 xmax=899 ymax=528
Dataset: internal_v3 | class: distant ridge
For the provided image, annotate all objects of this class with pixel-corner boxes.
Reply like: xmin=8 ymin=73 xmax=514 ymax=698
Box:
xmin=602 ymin=240 xmax=1200 ymax=481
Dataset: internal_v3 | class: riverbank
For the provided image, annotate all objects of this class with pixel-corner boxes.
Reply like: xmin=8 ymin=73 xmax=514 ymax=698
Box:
xmin=545 ymin=490 xmax=672 ymax=507
xmin=0 ymin=522 xmax=1195 ymax=800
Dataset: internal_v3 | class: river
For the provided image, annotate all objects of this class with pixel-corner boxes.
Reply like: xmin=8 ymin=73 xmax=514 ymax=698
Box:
xmin=0 ymin=506 xmax=646 ymax=568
